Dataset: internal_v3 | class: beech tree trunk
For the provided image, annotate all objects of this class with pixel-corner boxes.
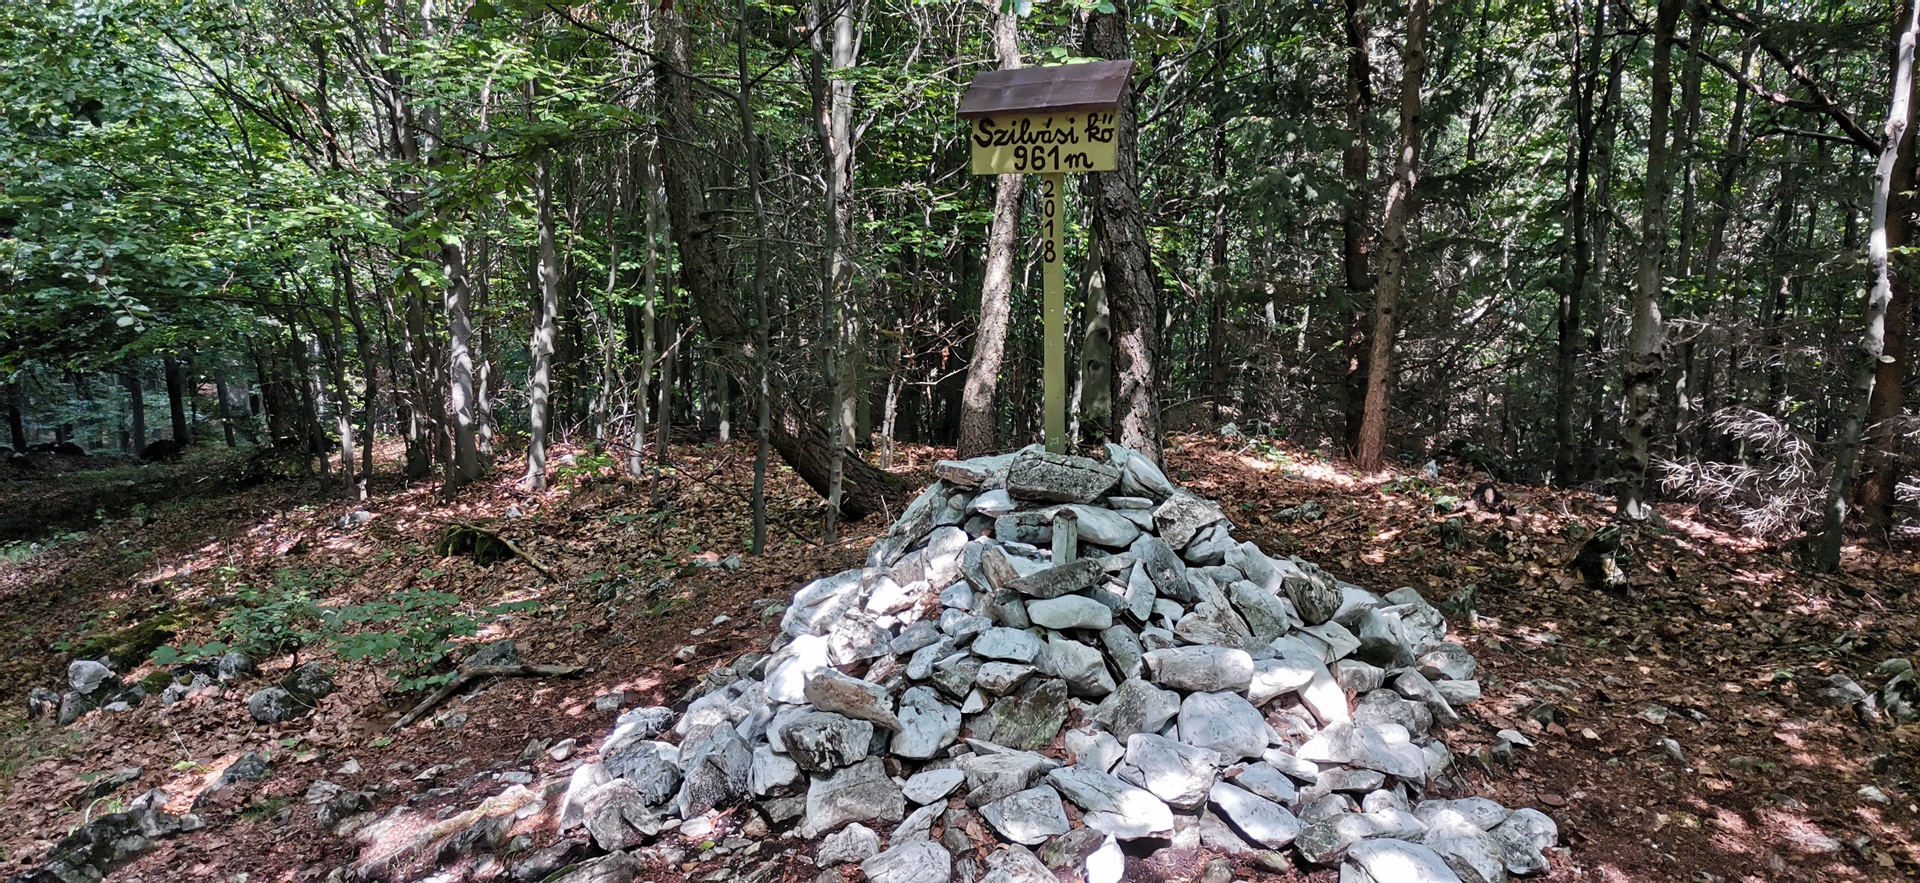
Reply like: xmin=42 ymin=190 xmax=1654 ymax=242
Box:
xmin=444 ymin=236 xmax=483 ymax=488
xmin=956 ymin=8 xmax=1023 ymax=459
xmin=1857 ymin=30 xmax=1920 ymax=526
xmin=125 ymin=370 xmax=147 ymax=455
xmin=1081 ymin=0 xmax=1162 ymax=463
xmin=524 ymin=149 xmax=561 ymax=492
xmin=657 ymin=3 xmax=897 ymax=519
xmin=1818 ymin=0 xmax=1920 ymax=569
xmin=1616 ymin=0 xmax=1683 ymax=521
xmin=1352 ymin=0 xmax=1426 ymax=472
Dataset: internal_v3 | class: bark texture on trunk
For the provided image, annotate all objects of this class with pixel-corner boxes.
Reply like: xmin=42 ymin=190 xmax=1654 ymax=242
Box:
xmin=956 ymin=8 xmax=1023 ymax=459
xmin=1818 ymin=0 xmax=1920 ymax=569
xmin=1616 ymin=0 xmax=1683 ymax=521
xmin=657 ymin=5 xmax=898 ymax=519
xmin=1857 ymin=34 xmax=1920 ymax=526
xmin=164 ymin=356 xmax=190 ymax=443
xmin=1081 ymin=1 xmax=1162 ymax=463
xmin=1555 ymin=0 xmax=1601 ymax=482
xmin=444 ymin=236 xmax=483 ymax=488
xmin=1352 ymin=0 xmax=1427 ymax=472
xmin=523 ymin=150 xmax=561 ymax=491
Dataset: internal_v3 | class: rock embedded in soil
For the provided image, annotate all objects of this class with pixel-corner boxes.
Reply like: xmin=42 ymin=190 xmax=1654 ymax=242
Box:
xmin=799 ymin=756 xmax=905 ymax=838
xmin=862 ymin=839 xmax=954 ymax=883
xmin=980 ymin=785 xmax=1072 ymax=845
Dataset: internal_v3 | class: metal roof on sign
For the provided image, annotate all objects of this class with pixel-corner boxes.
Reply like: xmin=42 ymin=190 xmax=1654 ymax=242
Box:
xmin=956 ymin=59 xmax=1134 ymax=119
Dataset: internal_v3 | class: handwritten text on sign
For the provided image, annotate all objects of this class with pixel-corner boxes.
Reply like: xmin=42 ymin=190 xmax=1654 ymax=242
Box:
xmin=969 ymin=111 xmax=1118 ymax=175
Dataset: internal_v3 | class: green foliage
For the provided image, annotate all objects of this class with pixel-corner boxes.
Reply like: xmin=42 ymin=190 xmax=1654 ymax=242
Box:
xmin=152 ymin=568 xmax=541 ymax=691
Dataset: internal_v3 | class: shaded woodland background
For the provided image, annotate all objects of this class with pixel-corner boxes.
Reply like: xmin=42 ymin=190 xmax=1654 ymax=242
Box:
xmin=2 ymin=0 xmax=1916 ymax=562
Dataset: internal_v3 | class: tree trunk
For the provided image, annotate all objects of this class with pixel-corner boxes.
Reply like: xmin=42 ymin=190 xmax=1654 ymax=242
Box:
xmin=815 ymin=0 xmax=862 ymax=541
xmin=1857 ymin=25 xmax=1920 ymax=526
xmin=1078 ymin=236 xmax=1113 ymax=446
xmin=1353 ymin=0 xmax=1427 ymax=472
xmin=7 ymin=381 xmax=26 ymax=450
xmin=1616 ymin=0 xmax=1683 ymax=521
xmin=1555 ymin=0 xmax=1601 ymax=482
xmin=656 ymin=3 xmax=898 ymax=519
xmin=524 ymin=149 xmax=562 ymax=492
xmin=1081 ymin=0 xmax=1163 ymax=463
xmin=164 ymin=356 xmax=190 ymax=443
xmin=444 ymin=236 xmax=483 ymax=489
xmin=125 ymin=370 xmax=147 ymax=455
xmin=956 ymin=7 xmax=1024 ymax=459
xmin=1818 ymin=0 xmax=1920 ymax=569
xmin=1206 ymin=3 xmax=1232 ymax=422
xmin=1340 ymin=0 xmax=1374 ymax=456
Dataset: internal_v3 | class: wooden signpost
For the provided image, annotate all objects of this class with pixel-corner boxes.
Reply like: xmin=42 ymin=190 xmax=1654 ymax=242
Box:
xmin=959 ymin=60 xmax=1132 ymax=453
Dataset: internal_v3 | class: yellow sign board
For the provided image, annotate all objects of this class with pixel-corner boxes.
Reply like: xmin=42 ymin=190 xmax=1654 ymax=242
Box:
xmin=968 ymin=112 xmax=1119 ymax=175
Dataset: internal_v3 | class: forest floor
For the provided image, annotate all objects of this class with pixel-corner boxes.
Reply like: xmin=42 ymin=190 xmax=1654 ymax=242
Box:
xmin=0 ymin=433 xmax=1914 ymax=883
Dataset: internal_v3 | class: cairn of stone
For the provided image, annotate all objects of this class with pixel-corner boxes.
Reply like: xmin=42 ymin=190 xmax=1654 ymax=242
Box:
xmin=562 ymin=446 xmax=1560 ymax=883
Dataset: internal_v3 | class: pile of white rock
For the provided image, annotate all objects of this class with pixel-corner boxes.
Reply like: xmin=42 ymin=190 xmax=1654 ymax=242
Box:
xmin=567 ymin=446 xmax=1558 ymax=883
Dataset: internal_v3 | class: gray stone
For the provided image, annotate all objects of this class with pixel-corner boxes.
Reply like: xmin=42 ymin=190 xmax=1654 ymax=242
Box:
xmin=1347 ymin=723 xmax=1429 ymax=779
xmin=970 ymin=488 xmax=1017 ymax=516
xmin=1334 ymin=659 xmax=1387 ymax=694
xmin=1100 ymin=626 xmax=1144 ymax=681
xmin=1144 ymin=645 xmax=1253 ymax=693
xmin=68 ymin=660 xmax=115 ymax=696
xmin=1064 ymin=505 xmax=1139 ymax=548
xmin=1207 ymin=781 xmax=1303 ymax=848
xmin=1301 ymin=621 xmax=1362 ymax=660
xmin=1250 ymin=649 xmax=1323 ymax=704
xmin=903 ymin=768 xmax=966 ymax=805
xmin=908 ymin=638 xmax=959 ymax=680
xmin=677 ymin=726 xmax=751 ymax=816
xmin=1116 ymin=448 xmax=1175 ymax=500
xmin=961 ymin=750 xmax=1058 ymax=807
xmin=1343 ymin=838 xmax=1465 ymax=883
xmin=1299 ymin=661 xmax=1353 ymax=725
xmin=868 ymin=577 xmax=932 ymax=616
xmin=1422 ymin=809 xmax=1508 ymax=883
xmin=1027 ymin=595 xmax=1113 ymax=631
xmin=1393 ymin=670 xmax=1462 ymax=727
xmin=1006 ymin=559 xmax=1104 ymax=600
xmin=936 ymin=458 xmax=997 ymax=488
xmin=584 ymin=779 xmax=663 ymax=851
xmin=558 ymin=762 xmax=612 ymax=830
xmin=1005 ymin=450 xmax=1122 ymax=504
xmin=1418 ymin=643 xmax=1478 ymax=682
xmin=1489 ymin=808 xmax=1557 ymax=875
xmin=1294 ymin=814 xmax=1394 ymax=865
xmin=1414 ymin=798 xmax=1511 ymax=831
xmin=1183 ymin=523 xmax=1235 ymax=566
xmin=817 ymin=822 xmax=881 ymax=867
xmin=1065 ymin=727 xmax=1126 ymax=773
xmin=1153 ymin=493 xmax=1226 ymax=549
xmin=246 ymin=686 xmax=307 ymax=723
xmin=1090 ymin=677 xmax=1181 ymax=740
xmin=799 ymin=757 xmax=905 ymax=838
xmin=862 ymin=840 xmax=953 ymax=883
xmin=980 ymin=785 xmax=1071 ymax=845
xmin=750 ymin=746 xmax=804 ymax=798
xmin=1356 ymin=689 xmax=1433 ymax=736
xmin=980 ymin=845 xmax=1055 ymax=883
xmin=1283 ymin=562 xmax=1343 ymax=627
xmin=1038 ymin=633 xmax=1116 ymax=698
xmin=826 ymin=611 xmax=896 ymax=666
xmin=1317 ymin=767 xmax=1387 ymax=794
xmin=894 ymin=621 xmax=946 ymax=656
xmin=764 ymin=634 xmax=832 ymax=704
xmin=1228 ymin=580 xmax=1294 ymax=639
xmin=604 ymin=740 xmax=682 ymax=804
xmin=1179 ymin=692 xmax=1270 ymax=761
xmin=1229 ymin=763 xmax=1298 ymax=804
xmin=26 ymin=687 xmax=61 ymax=720
xmin=976 ymin=661 xmax=1036 ymax=695
xmin=1040 ymin=826 xmax=1108 ymax=870
xmin=805 ymin=669 xmax=901 ymax=731
xmin=782 ymin=712 xmax=875 ymax=772
xmin=1297 ymin=793 xmax=1358 ymax=823
xmin=784 ymin=570 xmax=865 ymax=637
xmin=994 ymin=511 xmax=1056 ymax=546
xmin=542 ymin=851 xmax=640 ymax=883
xmin=941 ymin=581 xmax=976 ymax=610
xmin=1122 ymin=564 xmax=1157 ymax=622
xmin=1225 ymin=543 xmax=1287 ymax=593
xmin=972 ymin=627 xmax=1045 ymax=663
xmin=974 ymin=678 xmax=1069 ymax=751
xmin=1435 ymin=678 xmax=1482 ymax=705
xmin=1122 ymin=733 xmax=1221 ymax=810
xmin=894 ymin=801 xmax=944 ymax=843
xmin=1129 ymin=536 xmax=1194 ymax=602
xmin=1353 ymin=607 xmax=1417 ymax=668
xmin=931 ymin=653 xmax=982 ymax=700
xmin=1047 ymin=765 xmax=1174 ymax=839
xmin=1172 ymin=600 xmax=1252 ymax=648
xmin=895 ymin=687 xmax=962 ymax=759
